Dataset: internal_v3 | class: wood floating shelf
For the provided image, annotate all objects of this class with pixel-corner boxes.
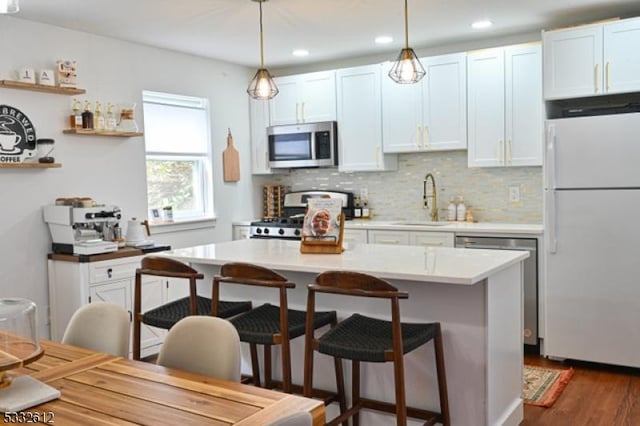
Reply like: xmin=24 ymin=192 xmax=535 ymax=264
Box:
xmin=63 ymin=129 xmax=144 ymax=137
xmin=0 ymin=163 xmax=61 ymax=169
xmin=0 ymin=80 xmax=86 ymax=95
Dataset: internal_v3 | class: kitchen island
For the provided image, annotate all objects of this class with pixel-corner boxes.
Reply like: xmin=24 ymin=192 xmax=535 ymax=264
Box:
xmin=163 ymin=239 xmax=528 ymax=426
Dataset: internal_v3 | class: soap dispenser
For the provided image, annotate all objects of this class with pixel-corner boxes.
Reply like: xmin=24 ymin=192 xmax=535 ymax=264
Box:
xmin=456 ymin=196 xmax=466 ymax=222
xmin=447 ymin=197 xmax=457 ymax=221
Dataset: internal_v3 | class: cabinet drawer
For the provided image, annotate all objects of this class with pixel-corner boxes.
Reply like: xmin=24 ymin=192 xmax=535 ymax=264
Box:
xmin=410 ymin=231 xmax=454 ymax=247
xmin=88 ymin=257 xmax=141 ymax=283
xmin=368 ymin=230 xmax=410 ymax=245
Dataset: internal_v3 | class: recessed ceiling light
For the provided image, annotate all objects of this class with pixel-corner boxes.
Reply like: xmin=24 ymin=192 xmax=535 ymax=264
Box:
xmin=471 ymin=20 xmax=493 ymax=30
xmin=292 ymin=49 xmax=309 ymax=57
xmin=375 ymin=36 xmax=393 ymax=44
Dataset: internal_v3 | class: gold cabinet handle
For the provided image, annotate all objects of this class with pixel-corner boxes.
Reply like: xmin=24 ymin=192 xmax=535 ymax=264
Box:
xmin=606 ymin=62 xmax=611 ymax=91
xmin=416 ymin=126 xmax=422 ymax=148
xmin=594 ymin=63 xmax=600 ymax=93
xmin=301 ymin=101 xmax=305 ymax=122
xmin=507 ymin=139 xmax=512 ymax=165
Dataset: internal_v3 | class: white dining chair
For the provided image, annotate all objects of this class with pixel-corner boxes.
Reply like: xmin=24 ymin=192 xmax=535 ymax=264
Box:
xmin=62 ymin=302 xmax=130 ymax=357
xmin=265 ymin=411 xmax=313 ymax=426
xmin=156 ymin=316 xmax=241 ymax=382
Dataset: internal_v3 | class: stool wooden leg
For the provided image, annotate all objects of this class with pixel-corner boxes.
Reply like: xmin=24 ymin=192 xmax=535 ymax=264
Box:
xmin=434 ymin=325 xmax=450 ymax=426
xmin=250 ymin=343 xmax=261 ymax=387
xmin=264 ymin=345 xmax=272 ymax=389
xmin=334 ymin=357 xmax=347 ymax=426
xmin=281 ymin=338 xmax=292 ymax=393
xmin=393 ymin=355 xmax=408 ymax=426
xmin=352 ymin=360 xmax=361 ymax=426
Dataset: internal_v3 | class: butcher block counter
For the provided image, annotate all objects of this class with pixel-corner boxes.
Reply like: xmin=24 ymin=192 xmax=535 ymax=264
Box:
xmin=163 ymin=239 xmax=528 ymax=426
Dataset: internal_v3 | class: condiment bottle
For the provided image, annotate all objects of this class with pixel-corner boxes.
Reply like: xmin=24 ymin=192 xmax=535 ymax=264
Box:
xmin=70 ymin=98 xmax=82 ymax=129
xmin=447 ymin=197 xmax=457 ymax=221
xmin=456 ymin=196 xmax=466 ymax=222
xmin=94 ymin=102 xmax=105 ymax=130
xmin=353 ymin=196 xmax=362 ymax=218
xmin=361 ymin=200 xmax=370 ymax=219
xmin=105 ymin=103 xmax=117 ymax=131
xmin=81 ymin=101 xmax=94 ymax=129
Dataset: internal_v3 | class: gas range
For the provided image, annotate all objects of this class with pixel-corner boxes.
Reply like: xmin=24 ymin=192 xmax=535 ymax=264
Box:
xmin=250 ymin=216 xmax=305 ymax=240
xmin=250 ymin=190 xmax=355 ymax=240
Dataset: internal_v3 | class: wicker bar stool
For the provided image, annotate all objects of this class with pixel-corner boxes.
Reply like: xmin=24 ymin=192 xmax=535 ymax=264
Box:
xmin=212 ymin=262 xmax=340 ymax=397
xmin=133 ymin=256 xmax=251 ymax=360
xmin=303 ymin=270 xmax=450 ymax=426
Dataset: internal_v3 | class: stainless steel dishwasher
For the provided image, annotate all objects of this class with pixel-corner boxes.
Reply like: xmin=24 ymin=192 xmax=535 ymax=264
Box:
xmin=455 ymin=236 xmax=538 ymax=351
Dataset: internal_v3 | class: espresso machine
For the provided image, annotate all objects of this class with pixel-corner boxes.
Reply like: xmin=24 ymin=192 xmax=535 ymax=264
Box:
xmin=43 ymin=205 xmax=122 ymax=255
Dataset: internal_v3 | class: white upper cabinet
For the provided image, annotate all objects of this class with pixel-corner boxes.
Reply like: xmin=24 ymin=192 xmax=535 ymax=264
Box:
xmin=468 ymin=43 xmax=542 ymax=167
xmin=249 ymin=98 xmax=279 ymax=175
xmin=269 ymin=71 xmax=336 ymax=125
xmin=543 ymin=17 xmax=640 ymax=99
xmin=604 ymin=18 xmax=640 ymax=94
xmin=336 ymin=64 xmax=398 ymax=172
xmin=382 ymin=53 xmax=467 ymax=153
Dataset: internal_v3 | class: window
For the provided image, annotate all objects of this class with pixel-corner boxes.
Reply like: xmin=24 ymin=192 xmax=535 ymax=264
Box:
xmin=142 ymin=91 xmax=213 ymax=221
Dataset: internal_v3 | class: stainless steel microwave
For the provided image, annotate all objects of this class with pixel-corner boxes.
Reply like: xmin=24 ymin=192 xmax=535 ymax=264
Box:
xmin=267 ymin=121 xmax=338 ymax=168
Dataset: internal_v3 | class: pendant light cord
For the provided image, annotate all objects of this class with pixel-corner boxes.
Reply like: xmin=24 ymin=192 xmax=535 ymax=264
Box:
xmin=404 ymin=0 xmax=409 ymax=49
xmin=259 ymin=0 xmax=265 ymax=68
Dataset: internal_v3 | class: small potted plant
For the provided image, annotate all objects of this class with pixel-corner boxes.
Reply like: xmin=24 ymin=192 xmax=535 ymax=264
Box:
xmin=162 ymin=205 xmax=173 ymax=222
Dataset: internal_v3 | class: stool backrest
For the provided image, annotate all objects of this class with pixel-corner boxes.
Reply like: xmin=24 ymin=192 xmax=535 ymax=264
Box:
xmin=134 ymin=256 xmax=203 ymax=319
xmin=311 ymin=270 xmax=409 ymax=300
xmin=212 ymin=263 xmax=294 ymax=314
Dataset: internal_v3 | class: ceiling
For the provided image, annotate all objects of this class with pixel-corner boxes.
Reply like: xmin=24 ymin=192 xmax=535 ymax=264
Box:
xmin=12 ymin=0 xmax=640 ymax=69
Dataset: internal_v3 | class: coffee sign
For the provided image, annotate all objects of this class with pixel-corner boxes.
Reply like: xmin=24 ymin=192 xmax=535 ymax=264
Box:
xmin=0 ymin=105 xmax=37 ymax=163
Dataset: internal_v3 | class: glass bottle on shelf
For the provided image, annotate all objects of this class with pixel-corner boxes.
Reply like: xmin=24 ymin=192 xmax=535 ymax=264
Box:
xmin=105 ymin=103 xmax=117 ymax=131
xmin=70 ymin=99 xmax=82 ymax=129
xmin=81 ymin=101 xmax=94 ymax=129
xmin=94 ymin=102 xmax=105 ymax=131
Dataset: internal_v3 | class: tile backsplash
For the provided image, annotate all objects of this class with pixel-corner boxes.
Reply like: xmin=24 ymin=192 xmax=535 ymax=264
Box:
xmin=258 ymin=151 xmax=542 ymax=223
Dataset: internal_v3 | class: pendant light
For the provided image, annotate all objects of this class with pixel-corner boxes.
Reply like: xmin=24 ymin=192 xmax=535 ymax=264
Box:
xmin=0 ymin=0 xmax=19 ymax=14
xmin=388 ymin=0 xmax=425 ymax=84
xmin=247 ymin=0 xmax=278 ymax=100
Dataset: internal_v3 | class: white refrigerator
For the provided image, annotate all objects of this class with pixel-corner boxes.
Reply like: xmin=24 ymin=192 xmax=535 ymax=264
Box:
xmin=544 ymin=112 xmax=640 ymax=368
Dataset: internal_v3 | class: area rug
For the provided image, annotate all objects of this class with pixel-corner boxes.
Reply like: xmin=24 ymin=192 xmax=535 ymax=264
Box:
xmin=523 ymin=365 xmax=574 ymax=407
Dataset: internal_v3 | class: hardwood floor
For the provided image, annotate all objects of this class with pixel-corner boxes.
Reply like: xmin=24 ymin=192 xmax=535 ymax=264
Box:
xmin=523 ymin=354 xmax=640 ymax=425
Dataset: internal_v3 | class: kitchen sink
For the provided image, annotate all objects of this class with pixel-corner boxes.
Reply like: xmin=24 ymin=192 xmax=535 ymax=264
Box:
xmin=392 ymin=221 xmax=450 ymax=226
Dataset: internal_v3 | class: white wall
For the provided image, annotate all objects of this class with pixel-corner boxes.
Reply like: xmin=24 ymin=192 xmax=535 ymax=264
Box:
xmin=0 ymin=17 xmax=263 ymax=337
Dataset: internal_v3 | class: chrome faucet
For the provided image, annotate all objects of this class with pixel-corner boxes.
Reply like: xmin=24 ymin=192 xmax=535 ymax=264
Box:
xmin=423 ymin=173 xmax=439 ymax=222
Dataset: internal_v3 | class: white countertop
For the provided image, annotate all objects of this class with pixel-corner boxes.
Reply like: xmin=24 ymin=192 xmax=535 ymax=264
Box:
xmin=234 ymin=219 xmax=543 ymax=235
xmin=345 ymin=220 xmax=543 ymax=235
xmin=163 ymin=239 xmax=528 ymax=285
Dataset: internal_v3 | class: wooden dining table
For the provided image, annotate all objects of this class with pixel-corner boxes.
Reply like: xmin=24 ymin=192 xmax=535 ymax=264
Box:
xmin=12 ymin=340 xmax=325 ymax=425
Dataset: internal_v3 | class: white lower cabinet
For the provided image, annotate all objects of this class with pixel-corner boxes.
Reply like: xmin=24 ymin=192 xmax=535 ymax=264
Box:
xmin=367 ymin=229 xmax=454 ymax=247
xmin=368 ymin=229 xmax=410 ymax=245
xmin=410 ymin=231 xmax=454 ymax=247
xmin=48 ymin=254 xmax=184 ymax=358
xmin=232 ymin=225 xmax=251 ymax=240
xmin=342 ymin=228 xmax=368 ymax=245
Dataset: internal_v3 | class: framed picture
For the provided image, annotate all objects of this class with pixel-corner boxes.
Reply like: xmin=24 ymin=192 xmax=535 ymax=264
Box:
xmin=150 ymin=208 xmax=160 ymax=219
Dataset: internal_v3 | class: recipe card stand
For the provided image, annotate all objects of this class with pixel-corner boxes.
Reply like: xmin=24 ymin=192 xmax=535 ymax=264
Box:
xmin=300 ymin=213 xmax=345 ymax=254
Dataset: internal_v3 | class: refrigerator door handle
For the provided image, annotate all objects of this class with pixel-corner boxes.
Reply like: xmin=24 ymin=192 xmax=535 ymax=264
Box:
xmin=546 ymin=189 xmax=558 ymax=254
xmin=545 ymin=124 xmax=556 ymax=190
xmin=545 ymin=123 xmax=558 ymax=254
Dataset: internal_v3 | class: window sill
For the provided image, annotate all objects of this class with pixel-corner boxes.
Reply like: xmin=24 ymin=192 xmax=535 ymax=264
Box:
xmin=149 ymin=217 xmax=216 ymax=234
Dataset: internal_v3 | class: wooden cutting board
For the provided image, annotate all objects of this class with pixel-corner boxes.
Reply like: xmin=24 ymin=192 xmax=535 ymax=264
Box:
xmin=223 ymin=128 xmax=240 ymax=182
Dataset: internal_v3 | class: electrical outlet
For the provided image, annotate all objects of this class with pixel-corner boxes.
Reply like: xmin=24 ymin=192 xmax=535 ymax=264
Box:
xmin=509 ymin=186 xmax=520 ymax=203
